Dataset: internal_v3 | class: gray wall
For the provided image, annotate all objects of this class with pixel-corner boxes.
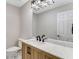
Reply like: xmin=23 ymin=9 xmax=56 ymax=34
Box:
xmin=20 ymin=0 xmax=32 ymax=39
xmin=6 ymin=4 xmax=20 ymax=48
xmin=33 ymin=3 xmax=73 ymax=40
xmin=6 ymin=0 xmax=33 ymax=48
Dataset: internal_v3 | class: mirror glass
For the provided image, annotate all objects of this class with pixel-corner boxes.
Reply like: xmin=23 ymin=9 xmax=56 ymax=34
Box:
xmin=32 ymin=0 xmax=73 ymax=42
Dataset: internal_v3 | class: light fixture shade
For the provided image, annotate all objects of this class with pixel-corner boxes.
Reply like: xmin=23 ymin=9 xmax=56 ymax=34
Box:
xmin=31 ymin=0 xmax=55 ymax=12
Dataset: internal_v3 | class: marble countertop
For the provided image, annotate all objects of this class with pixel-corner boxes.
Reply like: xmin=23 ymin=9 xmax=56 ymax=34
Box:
xmin=19 ymin=38 xmax=73 ymax=59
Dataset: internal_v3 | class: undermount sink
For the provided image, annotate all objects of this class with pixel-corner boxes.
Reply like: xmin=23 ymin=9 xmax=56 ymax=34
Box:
xmin=27 ymin=39 xmax=47 ymax=45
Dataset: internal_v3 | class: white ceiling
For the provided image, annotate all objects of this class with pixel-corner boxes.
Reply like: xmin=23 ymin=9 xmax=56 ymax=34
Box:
xmin=6 ymin=0 xmax=29 ymax=7
xmin=6 ymin=0 xmax=73 ymax=13
xmin=6 ymin=0 xmax=72 ymax=8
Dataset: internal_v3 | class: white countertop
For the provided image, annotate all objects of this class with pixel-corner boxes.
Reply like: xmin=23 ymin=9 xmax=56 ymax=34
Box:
xmin=19 ymin=38 xmax=73 ymax=59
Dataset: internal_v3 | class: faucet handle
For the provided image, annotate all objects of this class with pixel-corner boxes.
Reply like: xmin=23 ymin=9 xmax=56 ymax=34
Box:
xmin=42 ymin=38 xmax=47 ymax=42
xmin=41 ymin=34 xmax=47 ymax=42
xmin=36 ymin=35 xmax=41 ymax=41
xmin=41 ymin=34 xmax=45 ymax=38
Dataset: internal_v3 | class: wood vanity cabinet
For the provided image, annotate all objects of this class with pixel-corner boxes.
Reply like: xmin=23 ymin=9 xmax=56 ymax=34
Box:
xmin=22 ymin=42 xmax=61 ymax=59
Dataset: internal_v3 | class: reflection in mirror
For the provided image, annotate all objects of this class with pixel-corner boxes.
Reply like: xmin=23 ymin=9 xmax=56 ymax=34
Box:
xmin=32 ymin=0 xmax=73 ymax=43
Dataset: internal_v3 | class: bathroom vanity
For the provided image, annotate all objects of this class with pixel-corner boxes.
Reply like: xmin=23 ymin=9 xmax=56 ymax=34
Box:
xmin=22 ymin=42 xmax=60 ymax=59
xmin=19 ymin=39 xmax=73 ymax=59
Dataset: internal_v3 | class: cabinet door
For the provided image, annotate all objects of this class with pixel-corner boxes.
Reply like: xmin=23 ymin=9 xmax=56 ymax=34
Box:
xmin=33 ymin=48 xmax=45 ymax=59
xmin=38 ymin=51 xmax=45 ymax=59
xmin=33 ymin=48 xmax=39 ymax=59
xmin=45 ymin=54 xmax=61 ymax=59
xmin=45 ymin=56 xmax=51 ymax=59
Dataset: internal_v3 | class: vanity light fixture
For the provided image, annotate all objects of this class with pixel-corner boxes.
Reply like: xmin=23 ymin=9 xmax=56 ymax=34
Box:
xmin=31 ymin=0 xmax=55 ymax=11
